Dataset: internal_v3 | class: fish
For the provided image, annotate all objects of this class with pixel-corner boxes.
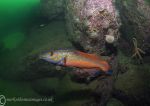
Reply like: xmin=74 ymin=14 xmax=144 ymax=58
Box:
xmin=39 ymin=50 xmax=112 ymax=78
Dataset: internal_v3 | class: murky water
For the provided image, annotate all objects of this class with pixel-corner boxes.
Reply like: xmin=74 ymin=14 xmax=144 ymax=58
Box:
xmin=0 ymin=1 xmax=92 ymax=106
xmin=0 ymin=0 xmax=150 ymax=106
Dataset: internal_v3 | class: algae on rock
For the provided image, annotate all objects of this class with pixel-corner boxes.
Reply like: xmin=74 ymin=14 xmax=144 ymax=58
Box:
xmin=40 ymin=0 xmax=65 ymax=20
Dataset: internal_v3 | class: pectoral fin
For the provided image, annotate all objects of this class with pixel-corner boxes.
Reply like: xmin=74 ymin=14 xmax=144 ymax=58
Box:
xmin=57 ymin=57 xmax=67 ymax=65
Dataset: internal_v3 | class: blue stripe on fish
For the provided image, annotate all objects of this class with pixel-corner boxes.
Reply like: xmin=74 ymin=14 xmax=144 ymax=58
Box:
xmin=90 ymin=70 xmax=113 ymax=77
xmin=94 ymin=71 xmax=103 ymax=76
xmin=41 ymin=57 xmax=65 ymax=65
xmin=105 ymin=70 xmax=113 ymax=75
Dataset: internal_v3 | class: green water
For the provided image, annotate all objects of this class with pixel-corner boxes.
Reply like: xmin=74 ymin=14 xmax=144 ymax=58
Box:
xmin=2 ymin=31 xmax=25 ymax=49
xmin=1 ymin=0 xmax=149 ymax=106
xmin=0 ymin=1 xmax=92 ymax=106
xmin=0 ymin=0 xmax=129 ymax=105
xmin=0 ymin=0 xmax=40 ymax=30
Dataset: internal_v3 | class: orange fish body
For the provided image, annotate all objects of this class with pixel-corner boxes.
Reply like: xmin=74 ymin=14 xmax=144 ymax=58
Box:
xmin=40 ymin=50 xmax=111 ymax=76
xmin=64 ymin=51 xmax=110 ymax=72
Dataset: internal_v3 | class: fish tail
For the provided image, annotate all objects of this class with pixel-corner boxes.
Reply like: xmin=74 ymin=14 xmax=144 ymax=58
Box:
xmin=93 ymin=70 xmax=113 ymax=76
xmin=98 ymin=61 xmax=110 ymax=72
xmin=93 ymin=70 xmax=103 ymax=77
xmin=105 ymin=70 xmax=113 ymax=75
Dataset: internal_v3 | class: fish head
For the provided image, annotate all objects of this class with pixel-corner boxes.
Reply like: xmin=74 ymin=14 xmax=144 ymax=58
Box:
xmin=39 ymin=51 xmax=66 ymax=65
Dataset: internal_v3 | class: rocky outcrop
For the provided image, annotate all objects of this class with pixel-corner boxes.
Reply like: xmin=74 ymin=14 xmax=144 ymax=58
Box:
xmin=40 ymin=0 xmax=65 ymax=20
xmin=116 ymin=0 xmax=150 ymax=58
xmin=65 ymin=0 xmax=121 ymax=54
xmin=64 ymin=0 xmax=150 ymax=105
xmin=65 ymin=0 xmax=121 ymax=105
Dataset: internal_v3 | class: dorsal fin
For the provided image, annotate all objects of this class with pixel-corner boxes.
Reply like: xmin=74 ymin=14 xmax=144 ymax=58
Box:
xmin=74 ymin=51 xmax=101 ymax=61
xmin=74 ymin=51 xmax=110 ymax=72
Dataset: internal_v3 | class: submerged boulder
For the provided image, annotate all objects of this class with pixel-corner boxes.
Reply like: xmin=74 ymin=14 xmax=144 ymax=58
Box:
xmin=65 ymin=0 xmax=121 ymax=54
xmin=40 ymin=0 xmax=65 ymax=20
xmin=64 ymin=0 xmax=150 ymax=105
xmin=116 ymin=0 xmax=150 ymax=57
xmin=65 ymin=0 xmax=121 ymax=105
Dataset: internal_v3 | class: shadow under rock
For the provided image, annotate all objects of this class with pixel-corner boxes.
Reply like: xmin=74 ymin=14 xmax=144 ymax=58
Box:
xmin=20 ymin=53 xmax=67 ymax=81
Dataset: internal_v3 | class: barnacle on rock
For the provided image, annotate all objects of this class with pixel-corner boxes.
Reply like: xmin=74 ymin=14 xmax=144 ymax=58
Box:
xmin=105 ymin=35 xmax=115 ymax=44
xmin=89 ymin=31 xmax=99 ymax=38
xmin=74 ymin=17 xmax=80 ymax=23
xmin=84 ymin=20 xmax=91 ymax=27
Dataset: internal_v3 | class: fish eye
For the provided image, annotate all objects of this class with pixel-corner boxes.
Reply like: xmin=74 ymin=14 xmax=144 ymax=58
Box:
xmin=49 ymin=51 xmax=53 ymax=56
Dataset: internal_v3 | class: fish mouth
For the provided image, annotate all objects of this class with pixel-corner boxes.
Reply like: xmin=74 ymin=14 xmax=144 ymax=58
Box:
xmin=39 ymin=54 xmax=47 ymax=60
xmin=39 ymin=54 xmax=65 ymax=66
xmin=39 ymin=55 xmax=55 ymax=63
xmin=39 ymin=54 xmax=46 ymax=59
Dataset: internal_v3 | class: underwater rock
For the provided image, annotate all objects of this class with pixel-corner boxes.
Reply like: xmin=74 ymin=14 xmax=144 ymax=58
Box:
xmin=21 ymin=53 xmax=67 ymax=81
xmin=137 ymin=0 xmax=150 ymax=19
xmin=65 ymin=0 xmax=120 ymax=105
xmin=112 ymin=87 xmax=150 ymax=106
xmin=40 ymin=0 xmax=65 ymax=20
xmin=107 ymin=98 xmax=124 ymax=106
xmin=116 ymin=0 xmax=150 ymax=57
xmin=65 ymin=0 xmax=121 ymax=53
xmin=31 ymin=78 xmax=57 ymax=96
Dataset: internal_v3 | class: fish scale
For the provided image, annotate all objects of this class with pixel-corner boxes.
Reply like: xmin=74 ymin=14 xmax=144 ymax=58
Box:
xmin=40 ymin=50 xmax=113 ymax=78
xmin=40 ymin=50 xmax=110 ymax=72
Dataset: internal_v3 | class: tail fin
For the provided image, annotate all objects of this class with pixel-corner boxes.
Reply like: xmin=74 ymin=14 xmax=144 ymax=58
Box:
xmin=93 ymin=70 xmax=113 ymax=77
xmin=105 ymin=70 xmax=113 ymax=75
